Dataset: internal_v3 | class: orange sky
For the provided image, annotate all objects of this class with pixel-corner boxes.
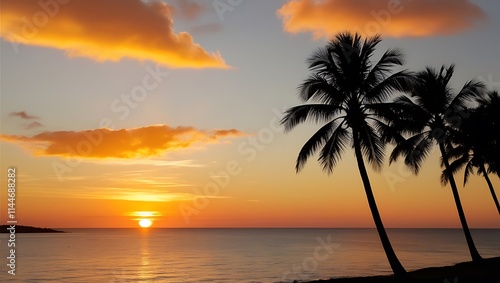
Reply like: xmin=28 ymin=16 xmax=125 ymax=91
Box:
xmin=4 ymin=139 xmax=499 ymax=228
xmin=1 ymin=0 xmax=499 ymax=228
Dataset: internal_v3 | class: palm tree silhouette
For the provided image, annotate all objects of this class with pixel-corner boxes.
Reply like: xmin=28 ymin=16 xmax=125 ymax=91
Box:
xmin=476 ymin=90 xmax=500 ymax=177
xmin=443 ymin=90 xmax=500 ymax=215
xmin=281 ymin=32 xmax=414 ymax=277
xmin=388 ymin=65 xmax=484 ymax=262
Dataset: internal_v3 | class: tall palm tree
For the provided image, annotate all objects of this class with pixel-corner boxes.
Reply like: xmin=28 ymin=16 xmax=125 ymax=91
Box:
xmin=443 ymin=90 xmax=500 ymax=215
xmin=281 ymin=32 xmax=414 ymax=277
xmin=387 ymin=65 xmax=485 ymax=262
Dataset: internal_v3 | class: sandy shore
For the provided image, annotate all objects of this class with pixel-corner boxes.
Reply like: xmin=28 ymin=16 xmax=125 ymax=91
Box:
xmin=305 ymin=257 xmax=500 ymax=283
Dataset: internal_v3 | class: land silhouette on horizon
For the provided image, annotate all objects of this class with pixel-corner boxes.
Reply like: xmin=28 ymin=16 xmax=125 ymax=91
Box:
xmin=0 ymin=225 xmax=65 ymax=233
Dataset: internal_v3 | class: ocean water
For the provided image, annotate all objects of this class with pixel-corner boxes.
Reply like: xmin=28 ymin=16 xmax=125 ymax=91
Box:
xmin=1 ymin=228 xmax=499 ymax=282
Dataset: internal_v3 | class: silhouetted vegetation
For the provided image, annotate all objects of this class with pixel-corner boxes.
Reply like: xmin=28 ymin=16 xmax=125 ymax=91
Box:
xmin=0 ymin=225 xmax=65 ymax=233
xmin=282 ymin=31 xmax=500 ymax=278
xmin=444 ymin=90 xmax=500 ymax=215
xmin=384 ymin=65 xmax=484 ymax=262
xmin=281 ymin=32 xmax=414 ymax=277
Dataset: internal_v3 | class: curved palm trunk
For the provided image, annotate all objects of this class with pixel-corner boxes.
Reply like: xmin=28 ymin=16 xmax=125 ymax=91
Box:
xmin=353 ymin=136 xmax=407 ymax=277
xmin=439 ymin=143 xmax=482 ymax=262
xmin=481 ymin=164 xmax=500 ymax=216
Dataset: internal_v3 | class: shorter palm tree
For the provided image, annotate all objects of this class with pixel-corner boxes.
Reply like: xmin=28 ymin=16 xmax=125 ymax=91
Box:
xmin=443 ymin=90 xmax=500 ymax=215
xmin=478 ymin=91 xmax=500 ymax=177
xmin=386 ymin=65 xmax=485 ymax=262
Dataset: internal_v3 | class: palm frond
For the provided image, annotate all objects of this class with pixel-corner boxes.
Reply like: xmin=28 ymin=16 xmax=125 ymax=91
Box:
xmin=307 ymin=46 xmax=342 ymax=80
xmin=296 ymin=120 xmax=342 ymax=172
xmin=298 ymin=74 xmax=344 ymax=104
xmin=390 ymin=132 xmax=433 ymax=174
xmin=364 ymin=70 xmax=415 ymax=103
xmin=369 ymin=116 xmax=404 ymax=144
xmin=476 ymin=90 xmax=500 ymax=106
xmin=441 ymin=155 xmax=469 ymax=185
xmin=357 ymin=121 xmax=385 ymax=171
xmin=358 ymin=34 xmax=382 ymax=76
xmin=364 ymin=48 xmax=405 ymax=88
xmin=463 ymin=160 xmax=475 ymax=185
xmin=448 ymin=79 xmax=486 ymax=110
xmin=318 ymin=123 xmax=350 ymax=174
xmin=281 ymin=104 xmax=338 ymax=132
xmin=403 ymin=133 xmax=434 ymax=175
xmin=443 ymin=144 xmax=468 ymax=163
xmin=387 ymin=96 xmax=430 ymax=135
xmin=411 ymin=65 xmax=455 ymax=115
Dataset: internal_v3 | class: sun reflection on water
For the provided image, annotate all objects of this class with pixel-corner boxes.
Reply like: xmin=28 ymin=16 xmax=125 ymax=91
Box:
xmin=139 ymin=230 xmax=152 ymax=280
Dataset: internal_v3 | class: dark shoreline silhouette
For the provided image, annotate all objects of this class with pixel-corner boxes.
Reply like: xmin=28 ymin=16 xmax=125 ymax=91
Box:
xmin=0 ymin=225 xmax=65 ymax=233
xmin=305 ymin=257 xmax=500 ymax=283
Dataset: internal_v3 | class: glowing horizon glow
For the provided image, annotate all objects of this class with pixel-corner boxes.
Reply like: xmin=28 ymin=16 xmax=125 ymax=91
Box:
xmin=0 ymin=1 xmax=499 ymax=229
xmin=131 ymin=211 xmax=161 ymax=217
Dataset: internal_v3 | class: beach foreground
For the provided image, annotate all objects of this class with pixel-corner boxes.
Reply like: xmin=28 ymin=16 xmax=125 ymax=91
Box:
xmin=307 ymin=257 xmax=500 ymax=283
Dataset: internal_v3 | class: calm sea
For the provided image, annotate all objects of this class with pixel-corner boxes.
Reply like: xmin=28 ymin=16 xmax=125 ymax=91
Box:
xmin=1 ymin=228 xmax=499 ymax=282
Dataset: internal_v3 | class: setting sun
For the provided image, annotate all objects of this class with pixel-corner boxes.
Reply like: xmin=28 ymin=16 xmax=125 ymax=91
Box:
xmin=138 ymin=219 xmax=152 ymax=228
xmin=1 ymin=0 xmax=500 ymax=281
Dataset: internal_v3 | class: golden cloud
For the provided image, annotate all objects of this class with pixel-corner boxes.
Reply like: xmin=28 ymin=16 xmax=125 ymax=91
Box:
xmin=277 ymin=0 xmax=485 ymax=38
xmin=1 ymin=0 xmax=228 ymax=68
xmin=0 ymin=125 xmax=245 ymax=159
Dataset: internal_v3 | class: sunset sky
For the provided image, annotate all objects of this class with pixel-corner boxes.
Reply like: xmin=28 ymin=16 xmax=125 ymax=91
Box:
xmin=1 ymin=0 xmax=499 ymax=228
